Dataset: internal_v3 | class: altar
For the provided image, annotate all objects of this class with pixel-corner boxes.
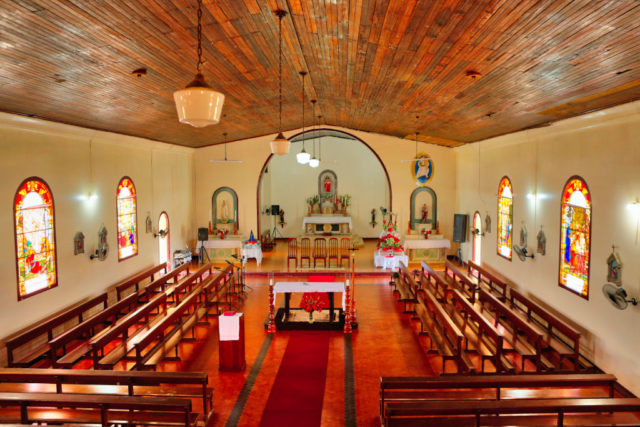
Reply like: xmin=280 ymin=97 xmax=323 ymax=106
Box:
xmin=374 ymin=251 xmax=409 ymax=269
xmin=403 ymin=235 xmax=450 ymax=263
xmin=302 ymin=215 xmax=352 ymax=234
xmin=197 ymin=237 xmax=243 ymax=261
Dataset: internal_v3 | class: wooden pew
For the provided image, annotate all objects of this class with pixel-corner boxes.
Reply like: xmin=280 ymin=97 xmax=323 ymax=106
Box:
xmin=467 ymin=260 xmax=509 ymax=301
xmin=0 ymin=368 xmax=212 ymax=421
xmin=444 ymin=260 xmax=479 ymax=302
xmin=384 ymin=398 xmax=640 ymax=427
xmin=380 ymin=373 xmax=619 ymax=419
xmin=419 ymin=261 xmax=449 ymax=301
xmin=510 ymin=288 xmax=583 ymax=370
xmin=168 ymin=263 xmax=213 ymax=304
xmin=446 ymin=289 xmax=513 ymax=373
xmin=50 ymin=292 xmax=140 ymax=368
xmin=202 ymin=265 xmax=234 ymax=316
xmin=0 ymin=392 xmax=199 ymax=426
xmin=139 ymin=263 xmax=190 ymax=302
xmin=414 ymin=288 xmax=473 ymax=374
xmin=90 ymin=294 xmax=168 ymax=370
xmin=5 ymin=293 xmax=108 ymax=367
xmin=132 ymin=291 xmax=205 ymax=371
xmin=395 ymin=262 xmax=418 ymax=313
xmin=478 ymin=288 xmax=553 ymax=371
xmin=115 ymin=263 xmax=169 ymax=300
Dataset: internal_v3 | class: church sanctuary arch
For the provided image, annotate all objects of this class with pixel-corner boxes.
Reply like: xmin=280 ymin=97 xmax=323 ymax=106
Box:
xmin=212 ymin=186 xmax=239 ymax=232
xmin=256 ymin=129 xmax=392 ymax=238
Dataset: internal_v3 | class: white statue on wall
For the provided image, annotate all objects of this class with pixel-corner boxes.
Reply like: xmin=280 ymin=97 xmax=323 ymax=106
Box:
xmin=221 ymin=200 xmax=229 ymax=220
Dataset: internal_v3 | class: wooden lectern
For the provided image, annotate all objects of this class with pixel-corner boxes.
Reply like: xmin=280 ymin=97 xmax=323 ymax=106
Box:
xmin=219 ymin=312 xmax=246 ymax=371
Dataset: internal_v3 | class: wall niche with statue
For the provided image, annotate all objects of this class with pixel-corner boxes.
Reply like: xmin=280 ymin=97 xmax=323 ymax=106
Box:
xmin=212 ymin=187 xmax=238 ymax=234
xmin=410 ymin=187 xmax=437 ymax=233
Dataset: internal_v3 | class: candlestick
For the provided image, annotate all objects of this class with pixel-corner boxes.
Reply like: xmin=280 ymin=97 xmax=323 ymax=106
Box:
xmin=344 ymin=280 xmax=352 ymax=333
xmin=267 ymin=278 xmax=276 ymax=333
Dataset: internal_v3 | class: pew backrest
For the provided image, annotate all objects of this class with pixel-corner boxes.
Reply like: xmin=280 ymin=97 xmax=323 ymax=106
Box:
xmin=467 ymin=260 xmax=508 ymax=300
xmin=115 ymin=263 xmax=168 ymax=300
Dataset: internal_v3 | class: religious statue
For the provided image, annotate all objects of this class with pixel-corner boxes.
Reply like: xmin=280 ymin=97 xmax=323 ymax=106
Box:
xmin=485 ymin=213 xmax=491 ymax=233
xmin=323 ymin=176 xmax=332 ymax=193
xmin=536 ymin=227 xmax=546 ymax=255
xmin=221 ymin=200 xmax=229 ymax=220
xmin=520 ymin=224 xmax=527 ymax=247
xmin=420 ymin=203 xmax=429 ymax=223
xmin=607 ymin=246 xmax=623 ymax=285
xmin=370 ymin=208 xmax=377 ymax=227
xmin=278 ymin=208 xmax=285 ymax=226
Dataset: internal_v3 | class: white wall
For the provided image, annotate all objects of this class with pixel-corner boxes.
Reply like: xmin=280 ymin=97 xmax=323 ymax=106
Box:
xmin=455 ymin=101 xmax=640 ymax=394
xmin=261 ymin=135 xmax=390 ymax=238
xmin=0 ymin=113 xmax=194 ymax=341
xmin=193 ymin=127 xmax=458 ymax=243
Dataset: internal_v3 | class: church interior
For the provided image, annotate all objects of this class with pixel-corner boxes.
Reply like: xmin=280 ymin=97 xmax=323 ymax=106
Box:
xmin=1 ymin=1 xmax=640 ymax=426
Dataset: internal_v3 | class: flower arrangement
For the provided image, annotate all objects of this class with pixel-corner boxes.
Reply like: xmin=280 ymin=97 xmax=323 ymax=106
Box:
xmin=421 ymin=228 xmax=432 ymax=239
xmin=382 ymin=213 xmax=398 ymax=233
xmin=377 ymin=233 xmax=404 ymax=253
xmin=301 ymin=293 xmax=323 ymax=323
xmin=217 ymin=228 xmax=229 ymax=239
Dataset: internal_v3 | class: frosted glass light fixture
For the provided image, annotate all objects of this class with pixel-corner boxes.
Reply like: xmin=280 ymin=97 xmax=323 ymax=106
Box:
xmin=270 ymin=9 xmax=290 ymax=155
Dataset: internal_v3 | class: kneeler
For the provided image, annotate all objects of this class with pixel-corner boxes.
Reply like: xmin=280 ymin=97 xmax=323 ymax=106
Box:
xmin=299 ymin=275 xmax=335 ymax=309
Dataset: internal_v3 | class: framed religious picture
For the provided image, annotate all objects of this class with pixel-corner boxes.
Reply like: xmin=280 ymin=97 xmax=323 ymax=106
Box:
xmin=74 ymin=232 xmax=85 ymax=255
xmin=318 ymin=169 xmax=337 ymax=200
xmin=411 ymin=152 xmax=434 ymax=186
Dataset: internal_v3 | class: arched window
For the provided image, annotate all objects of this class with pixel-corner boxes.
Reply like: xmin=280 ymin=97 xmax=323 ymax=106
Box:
xmin=472 ymin=211 xmax=482 ymax=264
xmin=117 ymin=177 xmax=138 ymax=261
xmin=14 ymin=177 xmax=58 ymax=300
xmin=158 ymin=212 xmax=170 ymax=267
xmin=559 ymin=176 xmax=591 ymax=299
xmin=497 ymin=177 xmax=513 ymax=260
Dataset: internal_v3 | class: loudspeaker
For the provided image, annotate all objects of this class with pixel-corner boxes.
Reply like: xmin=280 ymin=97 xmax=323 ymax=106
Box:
xmin=271 ymin=204 xmax=280 ymax=215
xmin=453 ymin=214 xmax=468 ymax=243
xmin=198 ymin=227 xmax=209 ymax=241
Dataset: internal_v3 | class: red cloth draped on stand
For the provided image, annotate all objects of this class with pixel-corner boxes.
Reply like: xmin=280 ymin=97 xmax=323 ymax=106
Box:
xmin=299 ymin=275 xmax=335 ymax=309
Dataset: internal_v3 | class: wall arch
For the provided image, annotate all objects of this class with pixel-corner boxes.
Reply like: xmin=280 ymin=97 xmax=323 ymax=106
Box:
xmin=256 ymin=128 xmax=392 ymax=237
xmin=409 ymin=186 xmax=437 ymax=231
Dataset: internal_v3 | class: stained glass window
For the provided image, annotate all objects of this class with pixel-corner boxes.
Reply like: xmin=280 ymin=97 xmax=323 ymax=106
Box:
xmin=15 ymin=178 xmax=58 ymax=300
xmin=497 ymin=177 xmax=513 ymax=260
xmin=117 ymin=177 xmax=138 ymax=260
xmin=559 ymin=176 xmax=591 ymax=299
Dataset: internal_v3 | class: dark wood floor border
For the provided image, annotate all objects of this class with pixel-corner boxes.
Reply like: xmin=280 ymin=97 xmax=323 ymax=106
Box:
xmin=225 ymin=333 xmax=273 ymax=427
xmin=344 ymin=334 xmax=357 ymax=427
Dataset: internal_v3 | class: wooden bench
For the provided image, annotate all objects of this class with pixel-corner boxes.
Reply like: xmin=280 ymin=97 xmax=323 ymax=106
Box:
xmin=444 ymin=260 xmax=479 ymax=302
xmin=203 ymin=264 xmax=234 ymax=316
xmin=384 ymin=397 xmax=640 ymax=427
xmin=50 ymin=292 xmax=140 ymax=368
xmin=90 ymin=293 xmax=168 ymax=370
xmin=115 ymin=263 xmax=169 ymax=300
xmin=380 ymin=373 xmax=620 ymax=420
xmin=467 ymin=260 xmax=509 ymax=301
xmin=168 ymin=262 xmax=213 ymax=304
xmin=414 ymin=288 xmax=473 ymax=374
xmin=419 ymin=261 xmax=450 ymax=301
xmin=478 ymin=288 xmax=553 ymax=371
xmin=139 ymin=262 xmax=190 ymax=302
xmin=5 ymin=293 xmax=108 ymax=367
xmin=510 ymin=288 xmax=584 ymax=370
xmin=132 ymin=291 xmax=205 ymax=371
xmin=447 ymin=289 xmax=513 ymax=373
xmin=0 ymin=392 xmax=199 ymax=426
xmin=395 ymin=262 xmax=418 ymax=313
xmin=0 ymin=368 xmax=212 ymax=421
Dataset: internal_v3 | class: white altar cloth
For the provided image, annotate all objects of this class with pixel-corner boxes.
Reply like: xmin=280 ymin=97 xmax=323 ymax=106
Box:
xmin=272 ymin=282 xmax=346 ymax=310
xmin=403 ymin=238 xmax=451 ymax=250
xmin=302 ymin=216 xmax=352 ymax=231
xmin=242 ymin=243 xmax=262 ymax=266
xmin=197 ymin=238 xmax=243 ymax=249
xmin=374 ymin=251 xmax=409 ymax=269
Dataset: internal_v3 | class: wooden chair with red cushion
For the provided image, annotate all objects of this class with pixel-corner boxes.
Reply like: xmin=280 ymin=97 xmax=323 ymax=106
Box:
xmin=313 ymin=238 xmax=327 ymax=268
xmin=300 ymin=238 xmax=311 ymax=268
xmin=328 ymin=238 xmax=339 ymax=268
xmin=340 ymin=237 xmax=351 ymax=269
xmin=287 ymin=238 xmax=298 ymax=271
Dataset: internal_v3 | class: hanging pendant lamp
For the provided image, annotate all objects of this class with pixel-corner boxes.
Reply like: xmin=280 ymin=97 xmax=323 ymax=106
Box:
xmin=296 ymin=71 xmax=311 ymax=164
xmin=270 ymin=9 xmax=290 ymax=155
xmin=174 ymin=0 xmax=225 ymax=127
xmin=308 ymin=99 xmax=319 ymax=168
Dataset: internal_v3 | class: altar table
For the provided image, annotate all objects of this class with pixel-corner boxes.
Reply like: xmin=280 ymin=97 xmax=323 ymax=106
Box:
xmin=374 ymin=251 xmax=409 ymax=269
xmin=273 ymin=281 xmax=346 ymax=321
xmin=242 ymin=243 xmax=262 ymax=266
xmin=302 ymin=216 xmax=352 ymax=233
xmin=402 ymin=236 xmax=450 ymax=262
xmin=197 ymin=238 xmax=243 ymax=260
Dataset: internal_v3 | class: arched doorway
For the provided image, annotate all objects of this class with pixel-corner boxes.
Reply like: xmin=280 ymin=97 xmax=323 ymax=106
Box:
xmin=256 ymin=128 xmax=392 ymax=238
xmin=158 ymin=212 xmax=170 ymax=268
xmin=472 ymin=211 xmax=482 ymax=264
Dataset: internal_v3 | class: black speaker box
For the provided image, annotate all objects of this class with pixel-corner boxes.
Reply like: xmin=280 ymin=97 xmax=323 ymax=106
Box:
xmin=198 ymin=227 xmax=209 ymax=241
xmin=271 ymin=204 xmax=280 ymax=215
xmin=453 ymin=214 xmax=468 ymax=243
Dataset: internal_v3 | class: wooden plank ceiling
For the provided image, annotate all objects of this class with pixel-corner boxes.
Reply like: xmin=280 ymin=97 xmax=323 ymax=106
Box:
xmin=0 ymin=0 xmax=639 ymax=148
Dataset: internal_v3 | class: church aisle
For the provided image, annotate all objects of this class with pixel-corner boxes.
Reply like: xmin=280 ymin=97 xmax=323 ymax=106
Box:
xmin=173 ymin=274 xmax=434 ymax=426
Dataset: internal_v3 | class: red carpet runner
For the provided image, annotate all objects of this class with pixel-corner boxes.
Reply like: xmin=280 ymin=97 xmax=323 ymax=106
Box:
xmin=259 ymin=331 xmax=331 ymax=427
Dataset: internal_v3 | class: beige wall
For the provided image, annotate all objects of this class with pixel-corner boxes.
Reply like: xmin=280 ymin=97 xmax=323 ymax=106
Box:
xmin=455 ymin=101 xmax=640 ymax=394
xmin=0 ymin=113 xmax=194 ymax=340
xmin=194 ymin=126 xmax=458 ymax=243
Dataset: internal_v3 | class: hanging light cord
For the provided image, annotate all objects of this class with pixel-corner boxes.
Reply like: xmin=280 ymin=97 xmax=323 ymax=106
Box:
xmin=311 ymin=100 xmax=316 ymax=157
xmin=196 ymin=0 xmax=203 ymax=72
xmin=301 ymin=72 xmax=306 ymax=150
xmin=223 ymin=132 xmax=228 ymax=161
xmin=277 ymin=11 xmax=284 ymax=133
xmin=318 ymin=115 xmax=322 ymax=160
